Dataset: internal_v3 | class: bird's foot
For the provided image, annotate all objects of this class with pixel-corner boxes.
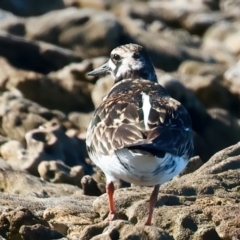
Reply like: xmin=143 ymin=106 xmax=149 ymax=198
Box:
xmin=105 ymin=212 xmax=118 ymax=222
xmin=144 ymin=219 xmax=152 ymax=226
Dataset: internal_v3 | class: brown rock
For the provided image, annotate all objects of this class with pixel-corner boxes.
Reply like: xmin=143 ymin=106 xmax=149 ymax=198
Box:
xmin=0 ymin=58 xmax=94 ymax=113
xmin=0 ymin=90 xmax=72 ymax=141
xmin=0 ymin=9 xmax=25 ymax=36
xmin=43 ymin=200 xmax=98 ymax=237
xmin=19 ymin=224 xmax=64 ymax=240
xmin=38 ymin=160 xmax=84 ymax=187
xmin=179 ymin=156 xmax=203 ymax=176
xmin=0 ymin=101 xmax=47 ymax=141
xmin=81 ymin=175 xmax=105 ymax=196
xmin=49 ymin=59 xmax=105 ymax=84
xmin=0 ymin=168 xmax=84 ymax=196
xmin=24 ymin=120 xmax=89 ymax=175
xmin=0 ymin=140 xmax=26 ymax=171
xmin=0 ymin=0 xmax=64 ymax=17
xmin=116 ymin=1 xmax=212 ymax=27
xmin=65 ymin=0 xmax=111 ymax=10
xmin=220 ymin=0 xmax=240 ymax=20
xmin=0 ymin=31 xmax=81 ymax=74
xmin=0 ymin=208 xmax=46 ymax=239
xmin=91 ymin=76 xmax=114 ymax=108
xmin=49 ymin=63 xmax=95 ymax=113
xmin=178 ymin=60 xmax=226 ymax=77
xmin=0 ymin=191 xmax=96 ymax=239
xmin=0 ymin=158 xmax=12 ymax=170
xmin=170 ymin=69 xmax=240 ymax=117
xmin=1 ymin=141 xmax=240 ymax=239
xmin=80 ymin=220 xmax=172 ymax=240
xmin=201 ymin=108 xmax=240 ymax=154
xmin=178 ymin=74 xmax=233 ymax=111
xmin=204 ymin=205 xmax=240 ymax=239
xmin=224 ymin=60 xmax=240 ymax=97
xmin=149 ymin=28 xmax=201 ymax=48
xmin=26 ymin=7 xmax=122 ymax=59
xmin=181 ymin=12 xmax=226 ymax=35
xmin=203 ymin=20 xmax=240 ymax=65
xmin=2 ymin=110 xmax=47 ymax=142
xmin=118 ymin=14 xmax=214 ymax=71
xmin=68 ymin=112 xmax=93 ymax=136
xmin=92 ymin=142 xmax=240 ymax=239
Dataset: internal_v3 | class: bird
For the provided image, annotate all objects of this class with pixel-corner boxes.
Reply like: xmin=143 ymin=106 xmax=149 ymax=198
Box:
xmin=86 ymin=43 xmax=193 ymax=225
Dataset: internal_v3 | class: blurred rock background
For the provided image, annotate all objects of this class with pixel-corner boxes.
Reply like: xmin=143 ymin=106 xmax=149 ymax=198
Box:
xmin=0 ymin=0 xmax=240 ymax=239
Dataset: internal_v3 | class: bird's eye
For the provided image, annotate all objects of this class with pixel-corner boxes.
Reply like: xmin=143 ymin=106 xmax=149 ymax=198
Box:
xmin=112 ymin=54 xmax=121 ymax=61
xmin=132 ymin=52 xmax=140 ymax=59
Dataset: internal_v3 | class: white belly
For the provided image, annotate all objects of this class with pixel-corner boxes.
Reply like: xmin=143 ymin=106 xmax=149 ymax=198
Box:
xmin=89 ymin=148 xmax=188 ymax=186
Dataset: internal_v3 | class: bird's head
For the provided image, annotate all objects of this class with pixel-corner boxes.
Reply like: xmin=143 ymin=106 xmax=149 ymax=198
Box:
xmin=88 ymin=43 xmax=157 ymax=83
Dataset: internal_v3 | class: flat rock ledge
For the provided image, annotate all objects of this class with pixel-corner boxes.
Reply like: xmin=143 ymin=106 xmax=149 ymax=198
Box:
xmin=0 ymin=142 xmax=240 ymax=240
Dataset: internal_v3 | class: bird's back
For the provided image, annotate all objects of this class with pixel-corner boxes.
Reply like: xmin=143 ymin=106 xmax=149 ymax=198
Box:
xmin=86 ymin=78 xmax=193 ymax=160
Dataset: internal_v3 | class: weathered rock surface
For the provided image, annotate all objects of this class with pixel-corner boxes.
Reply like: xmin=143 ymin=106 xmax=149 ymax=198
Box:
xmin=224 ymin=59 xmax=240 ymax=101
xmin=0 ymin=58 xmax=94 ymax=113
xmin=202 ymin=20 xmax=240 ymax=65
xmin=1 ymin=141 xmax=240 ymax=239
xmin=92 ymin=143 xmax=240 ymax=240
xmin=0 ymin=1 xmax=240 ymax=240
xmin=0 ymin=0 xmax=64 ymax=17
xmin=25 ymin=7 xmax=123 ymax=59
xmin=0 ymin=31 xmax=82 ymax=74
xmin=118 ymin=14 xmax=214 ymax=71
xmin=38 ymin=160 xmax=84 ymax=187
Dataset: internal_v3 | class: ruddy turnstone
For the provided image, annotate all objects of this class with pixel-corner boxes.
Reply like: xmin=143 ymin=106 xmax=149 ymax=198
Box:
xmin=86 ymin=43 xmax=193 ymax=225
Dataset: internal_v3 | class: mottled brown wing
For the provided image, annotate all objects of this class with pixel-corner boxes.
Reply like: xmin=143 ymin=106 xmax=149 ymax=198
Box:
xmin=88 ymin=88 xmax=193 ymax=157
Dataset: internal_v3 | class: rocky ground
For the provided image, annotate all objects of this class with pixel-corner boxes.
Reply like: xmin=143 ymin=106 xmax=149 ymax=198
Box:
xmin=0 ymin=0 xmax=240 ymax=239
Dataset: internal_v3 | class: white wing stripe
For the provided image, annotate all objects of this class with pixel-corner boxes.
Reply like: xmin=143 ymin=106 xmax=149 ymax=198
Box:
xmin=141 ymin=92 xmax=151 ymax=130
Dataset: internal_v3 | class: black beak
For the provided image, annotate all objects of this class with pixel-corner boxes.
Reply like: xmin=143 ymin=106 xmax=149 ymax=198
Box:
xmin=87 ymin=62 xmax=110 ymax=76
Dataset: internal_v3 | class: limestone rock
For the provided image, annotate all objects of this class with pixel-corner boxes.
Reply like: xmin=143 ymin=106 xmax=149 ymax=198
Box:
xmin=118 ymin=13 xmax=214 ymax=71
xmin=24 ymin=120 xmax=90 ymax=175
xmin=0 ymin=0 xmax=64 ymax=17
xmin=179 ymin=74 xmax=234 ymax=111
xmin=0 ymin=190 xmax=96 ymax=239
xmin=19 ymin=224 xmax=65 ymax=240
xmin=220 ymin=0 xmax=240 ymax=20
xmin=0 ymin=140 xmax=26 ymax=171
xmin=93 ymin=142 xmax=240 ymax=240
xmin=0 ymin=90 xmax=63 ymax=141
xmin=224 ymin=60 xmax=240 ymax=97
xmin=91 ymin=76 xmax=114 ymax=108
xmin=0 ymin=58 xmax=94 ymax=113
xmin=81 ymin=175 xmax=105 ymax=196
xmin=79 ymin=220 xmax=172 ymax=240
xmin=203 ymin=20 xmax=240 ymax=65
xmin=0 ymin=1 xmax=240 ymax=239
xmin=38 ymin=160 xmax=84 ymax=187
xmin=0 ymin=31 xmax=81 ymax=74
xmin=0 ymin=168 xmax=84 ymax=196
xmin=181 ymin=12 xmax=226 ymax=35
xmin=0 ymin=158 xmax=12 ymax=170
xmin=178 ymin=60 xmax=226 ymax=77
xmin=26 ymin=7 xmax=122 ymax=59
xmin=68 ymin=112 xmax=93 ymax=137
xmin=0 ymin=9 xmax=25 ymax=36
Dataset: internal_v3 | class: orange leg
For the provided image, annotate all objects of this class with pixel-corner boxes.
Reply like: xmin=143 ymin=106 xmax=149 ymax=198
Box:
xmin=145 ymin=184 xmax=160 ymax=225
xmin=105 ymin=182 xmax=117 ymax=221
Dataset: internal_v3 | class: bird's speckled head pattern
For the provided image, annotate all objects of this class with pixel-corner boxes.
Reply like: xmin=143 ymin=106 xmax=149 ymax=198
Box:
xmin=88 ymin=43 xmax=157 ymax=83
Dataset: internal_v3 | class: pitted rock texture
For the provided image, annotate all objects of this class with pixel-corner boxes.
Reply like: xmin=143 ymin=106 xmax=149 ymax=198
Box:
xmin=92 ymin=143 xmax=240 ymax=240
xmin=0 ymin=1 xmax=240 ymax=240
